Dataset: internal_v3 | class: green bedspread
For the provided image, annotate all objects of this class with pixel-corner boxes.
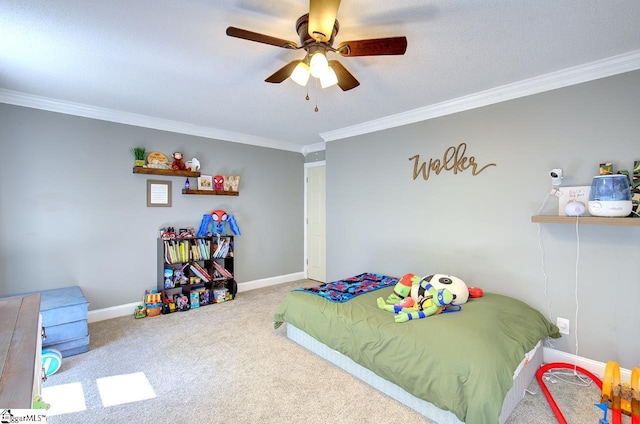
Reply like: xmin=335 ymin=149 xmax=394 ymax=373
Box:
xmin=274 ymin=287 xmax=560 ymax=424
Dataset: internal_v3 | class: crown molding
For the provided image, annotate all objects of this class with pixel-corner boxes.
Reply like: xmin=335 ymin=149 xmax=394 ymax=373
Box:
xmin=0 ymin=89 xmax=303 ymax=153
xmin=301 ymin=142 xmax=326 ymax=156
xmin=320 ymin=49 xmax=640 ymax=143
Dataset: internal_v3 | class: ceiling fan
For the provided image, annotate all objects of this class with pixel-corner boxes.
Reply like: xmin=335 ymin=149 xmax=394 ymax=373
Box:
xmin=226 ymin=0 xmax=407 ymax=91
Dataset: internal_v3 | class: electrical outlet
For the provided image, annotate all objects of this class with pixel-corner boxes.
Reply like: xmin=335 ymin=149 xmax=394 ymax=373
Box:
xmin=556 ymin=317 xmax=570 ymax=335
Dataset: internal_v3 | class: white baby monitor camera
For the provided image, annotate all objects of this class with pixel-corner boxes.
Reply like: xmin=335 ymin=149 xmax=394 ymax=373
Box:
xmin=549 ymin=169 xmax=563 ymax=186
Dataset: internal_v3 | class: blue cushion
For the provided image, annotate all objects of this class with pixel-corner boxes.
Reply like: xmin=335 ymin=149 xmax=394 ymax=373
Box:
xmin=42 ymin=319 xmax=88 ymax=345
xmin=39 ymin=286 xmax=89 ymax=327
xmin=44 ymin=335 xmax=90 ymax=358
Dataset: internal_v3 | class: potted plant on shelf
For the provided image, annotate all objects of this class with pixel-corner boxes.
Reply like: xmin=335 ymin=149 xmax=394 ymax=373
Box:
xmin=130 ymin=147 xmax=146 ymax=167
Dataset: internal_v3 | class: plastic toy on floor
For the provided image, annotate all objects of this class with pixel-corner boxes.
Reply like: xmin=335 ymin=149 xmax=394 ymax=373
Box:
xmin=42 ymin=348 xmax=62 ymax=376
xmin=601 ymin=361 xmax=640 ymax=424
xmin=537 ymin=361 xmax=640 ymax=424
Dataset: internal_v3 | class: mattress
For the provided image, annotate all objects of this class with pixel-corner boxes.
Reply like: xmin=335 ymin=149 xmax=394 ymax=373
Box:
xmin=274 ymin=285 xmax=559 ymax=423
xmin=286 ymin=324 xmax=543 ymax=424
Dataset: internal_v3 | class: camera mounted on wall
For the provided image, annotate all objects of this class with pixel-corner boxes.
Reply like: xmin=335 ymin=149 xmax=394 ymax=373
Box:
xmin=549 ymin=169 xmax=563 ymax=186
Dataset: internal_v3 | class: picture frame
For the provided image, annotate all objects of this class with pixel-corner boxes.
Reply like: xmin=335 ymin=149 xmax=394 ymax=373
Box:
xmin=197 ymin=175 xmax=213 ymax=191
xmin=147 ymin=179 xmax=172 ymax=207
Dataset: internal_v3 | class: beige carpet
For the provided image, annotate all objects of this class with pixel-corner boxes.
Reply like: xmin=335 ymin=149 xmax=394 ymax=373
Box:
xmin=42 ymin=279 xmax=624 ymax=423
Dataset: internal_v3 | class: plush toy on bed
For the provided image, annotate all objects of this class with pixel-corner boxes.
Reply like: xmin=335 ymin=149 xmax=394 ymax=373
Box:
xmin=377 ymin=273 xmax=456 ymax=323
xmin=427 ymin=274 xmax=470 ymax=306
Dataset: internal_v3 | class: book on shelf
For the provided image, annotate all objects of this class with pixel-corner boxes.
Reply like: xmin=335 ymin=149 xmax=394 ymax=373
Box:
xmin=212 ymin=236 xmax=232 ymax=258
xmin=212 ymin=261 xmax=233 ymax=279
xmin=189 ymin=261 xmax=211 ymax=282
xmin=164 ymin=240 xmax=178 ymax=264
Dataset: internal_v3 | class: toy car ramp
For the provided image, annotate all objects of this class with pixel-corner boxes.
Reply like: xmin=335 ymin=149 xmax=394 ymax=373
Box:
xmin=536 ymin=362 xmax=603 ymax=424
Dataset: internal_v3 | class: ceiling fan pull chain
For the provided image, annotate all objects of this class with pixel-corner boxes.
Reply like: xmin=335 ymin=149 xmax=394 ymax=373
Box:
xmin=314 ymin=79 xmax=319 ymax=112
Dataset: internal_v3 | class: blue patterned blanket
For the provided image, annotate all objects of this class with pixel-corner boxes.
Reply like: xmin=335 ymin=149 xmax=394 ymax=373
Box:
xmin=295 ymin=272 xmax=398 ymax=303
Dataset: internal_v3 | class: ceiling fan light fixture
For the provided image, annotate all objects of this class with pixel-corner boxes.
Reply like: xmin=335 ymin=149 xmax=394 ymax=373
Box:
xmin=309 ymin=51 xmax=328 ymax=78
xmin=320 ymin=66 xmax=338 ymax=88
xmin=290 ymin=61 xmax=311 ymax=86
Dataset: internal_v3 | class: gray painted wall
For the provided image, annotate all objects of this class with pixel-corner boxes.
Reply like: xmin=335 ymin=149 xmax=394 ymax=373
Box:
xmin=326 ymin=70 xmax=640 ymax=370
xmin=0 ymin=105 xmax=304 ymax=309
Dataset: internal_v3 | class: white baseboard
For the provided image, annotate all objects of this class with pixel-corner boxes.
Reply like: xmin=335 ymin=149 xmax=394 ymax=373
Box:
xmin=235 ymin=271 xmax=305 ymax=292
xmin=87 ymin=272 xmax=305 ymax=323
xmin=543 ymin=347 xmax=632 ymax=381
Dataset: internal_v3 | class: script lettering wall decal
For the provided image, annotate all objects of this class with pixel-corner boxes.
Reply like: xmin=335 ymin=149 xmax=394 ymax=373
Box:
xmin=409 ymin=142 xmax=496 ymax=181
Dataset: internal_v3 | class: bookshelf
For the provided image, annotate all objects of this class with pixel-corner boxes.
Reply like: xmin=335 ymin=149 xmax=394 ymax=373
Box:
xmin=157 ymin=235 xmax=236 ymax=312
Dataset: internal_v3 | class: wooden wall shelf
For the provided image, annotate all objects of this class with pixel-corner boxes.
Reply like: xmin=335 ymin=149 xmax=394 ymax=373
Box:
xmin=531 ymin=215 xmax=640 ymax=226
xmin=182 ymin=189 xmax=239 ymax=196
xmin=133 ymin=167 xmax=200 ymax=177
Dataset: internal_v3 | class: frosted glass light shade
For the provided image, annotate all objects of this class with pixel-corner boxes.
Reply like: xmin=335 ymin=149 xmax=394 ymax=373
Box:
xmin=290 ymin=62 xmax=310 ymax=86
xmin=320 ymin=66 xmax=338 ymax=88
xmin=309 ymin=52 xmax=328 ymax=78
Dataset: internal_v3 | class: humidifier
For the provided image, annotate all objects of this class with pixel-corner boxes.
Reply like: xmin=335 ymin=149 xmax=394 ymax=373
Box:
xmin=588 ymin=174 xmax=632 ymax=217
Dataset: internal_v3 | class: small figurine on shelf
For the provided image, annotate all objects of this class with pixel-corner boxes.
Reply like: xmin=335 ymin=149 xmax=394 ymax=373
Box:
xmin=185 ymin=157 xmax=200 ymax=172
xmin=213 ymin=175 xmax=224 ymax=191
xmin=173 ymin=270 xmax=188 ymax=286
xmin=177 ymin=227 xmax=195 ymax=238
xmin=160 ymin=227 xmax=176 ymax=240
xmin=184 ymin=178 xmax=190 ymax=190
xmin=171 ymin=152 xmax=187 ymax=171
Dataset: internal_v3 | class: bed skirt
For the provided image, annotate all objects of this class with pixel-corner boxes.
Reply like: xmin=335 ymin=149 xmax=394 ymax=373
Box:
xmin=286 ymin=323 xmax=542 ymax=424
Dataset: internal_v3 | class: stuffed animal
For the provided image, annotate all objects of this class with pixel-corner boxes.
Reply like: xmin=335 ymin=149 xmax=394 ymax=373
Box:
xmin=423 ymin=274 xmax=470 ymax=306
xmin=185 ymin=157 xmax=200 ymax=172
xmin=171 ymin=152 xmax=187 ymax=171
xmin=377 ymin=273 xmax=455 ymax=323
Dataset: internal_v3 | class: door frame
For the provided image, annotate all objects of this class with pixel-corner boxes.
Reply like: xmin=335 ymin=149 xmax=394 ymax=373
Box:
xmin=304 ymin=160 xmax=326 ymax=279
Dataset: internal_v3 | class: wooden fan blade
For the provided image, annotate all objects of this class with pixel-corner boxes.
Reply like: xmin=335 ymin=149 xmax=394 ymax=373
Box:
xmin=308 ymin=0 xmax=341 ymax=42
xmin=226 ymin=27 xmax=298 ymax=49
xmin=265 ymin=60 xmax=301 ymax=83
xmin=337 ymin=36 xmax=407 ymax=57
xmin=329 ymin=60 xmax=359 ymax=91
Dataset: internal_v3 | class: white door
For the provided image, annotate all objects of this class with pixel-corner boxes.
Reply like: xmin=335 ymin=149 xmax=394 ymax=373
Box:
xmin=306 ymin=165 xmax=326 ymax=282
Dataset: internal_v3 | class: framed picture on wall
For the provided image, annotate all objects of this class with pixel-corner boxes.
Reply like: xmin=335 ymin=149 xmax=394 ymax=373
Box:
xmin=197 ymin=175 xmax=213 ymax=191
xmin=147 ymin=179 xmax=172 ymax=207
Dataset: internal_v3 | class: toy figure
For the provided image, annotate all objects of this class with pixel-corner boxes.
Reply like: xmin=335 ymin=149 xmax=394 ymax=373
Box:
xmin=426 ymin=274 xmax=470 ymax=306
xmin=213 ymin=175 xmax=224 ymax=191
xmin=171 ymin=152 xmax=187 ymax=171
xmin=378 ymin=273 xmax=472 ymax=323
xmin=196 ymin=210 xmax=241 ymax=236
xmin=174 ymin=293 xmax=190 ymax=311
xmin=211 ymin=209 xmax=228 ymax=234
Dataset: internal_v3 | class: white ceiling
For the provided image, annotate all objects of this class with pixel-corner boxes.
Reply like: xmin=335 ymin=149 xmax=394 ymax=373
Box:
xmin=2 ymin=0 xmax=640 ymax=153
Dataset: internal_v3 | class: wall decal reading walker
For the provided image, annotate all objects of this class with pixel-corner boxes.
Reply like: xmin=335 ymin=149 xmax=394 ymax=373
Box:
xmin=409 ymin=142 xmax=496 ymax=181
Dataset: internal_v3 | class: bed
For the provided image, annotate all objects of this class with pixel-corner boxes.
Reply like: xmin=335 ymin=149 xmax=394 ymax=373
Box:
xmin=273 ymin=274 xmax=560 ymax=424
